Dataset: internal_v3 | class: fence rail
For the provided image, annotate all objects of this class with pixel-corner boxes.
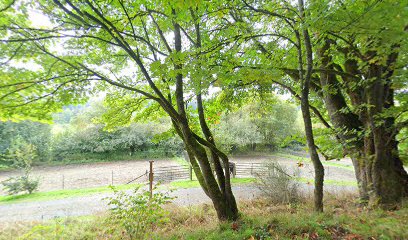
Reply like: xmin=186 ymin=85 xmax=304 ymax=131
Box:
xmin=235 ymin=162 xmax=265 ymax=176
xmin=126 ymin=171 xmax=148 ymax=184
xmin=154 ymin=165 xmax=190 ymax=182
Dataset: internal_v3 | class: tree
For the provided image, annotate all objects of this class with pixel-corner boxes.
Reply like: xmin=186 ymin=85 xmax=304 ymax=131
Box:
xmin=228 ymin=0 xmax=325 ymax=211
xmin=296 ymin=0 xmax=325 ymax=212
xmin=0 ymin=121 xmax=51 ymax=163
xmin=1 ymin=136 xmax=40 ymax=195
xmin=310 ymin=0 xmax=408 ymax=206
xmin=0 ymin=0 xmax=238 ymax=220
xmin=212 ymin=95 xmax=303 ymax=152
xmin=237 ymin=0 xmax=408 ymax=207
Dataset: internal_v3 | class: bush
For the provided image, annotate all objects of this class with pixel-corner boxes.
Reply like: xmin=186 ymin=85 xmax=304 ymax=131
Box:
xmin=2 ymin=175 xmax=39 ymax=195
xmin=1 ymin=138 xmax=40 ymax=195
xmin=105 ymin=186 xmax=173 ymax=239
xmin=255 ymin=161 xmax=302 ymax=204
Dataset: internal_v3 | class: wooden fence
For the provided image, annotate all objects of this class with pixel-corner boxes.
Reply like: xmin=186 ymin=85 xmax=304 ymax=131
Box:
xmin=234 ymin=162 xmax=265 ymax=177
xmin=151 ymin=162 xmax=266 ymax=184
xmin=154 ymin=165 xmax=192 ymax=183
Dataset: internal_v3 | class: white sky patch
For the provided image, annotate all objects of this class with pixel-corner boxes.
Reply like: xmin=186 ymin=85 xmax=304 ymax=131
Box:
xmin=208 ymin=86 xmax=221 ymax=97
xmin=28 ymin=9 xmax=52 ymax=28
xmin=12 ymin=59 xmax=43 ymax=71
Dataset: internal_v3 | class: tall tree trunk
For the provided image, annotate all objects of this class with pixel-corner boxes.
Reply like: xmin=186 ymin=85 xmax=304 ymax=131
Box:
xmin=172 ymin=15 xmax=238 ymax=220
xmin=317 ymin=39 xmax=408 ymax=206
xmin=297 ymin=0 xmax=325 ymax=212
xmin=365 ymin=65 xmax=408 ymax=206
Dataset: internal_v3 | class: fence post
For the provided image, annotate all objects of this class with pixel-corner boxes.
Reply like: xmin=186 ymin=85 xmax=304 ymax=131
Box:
xmin=251 ymin=163 xmax=253 ymax=176
xmin=111 ymin=170 xmax=114 ymax=185
xmin=62 ymin=174 xmax=65 ymax=190
xmin=189 ymin=165 xmax=193 ymax=181
xmin=149 ymin=160 xmax=154 ymax=199
xmin=233 ymin=164 xmax=236 ymax=178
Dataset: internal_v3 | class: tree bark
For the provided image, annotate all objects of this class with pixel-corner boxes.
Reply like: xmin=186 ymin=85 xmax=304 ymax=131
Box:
xmin=172 ymin=15 xmax=238 ymax=220
xmin=297 ymin=0 xmax=324 ymax=212
xmin=317 ymin=39 xmax=408 ymax=207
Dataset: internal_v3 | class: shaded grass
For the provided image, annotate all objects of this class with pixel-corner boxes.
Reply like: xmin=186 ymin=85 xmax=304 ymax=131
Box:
xmin=2 ymin=195 xmax=407 ymax=240
xmin=0 ymin=165 xmax=9 ymax=171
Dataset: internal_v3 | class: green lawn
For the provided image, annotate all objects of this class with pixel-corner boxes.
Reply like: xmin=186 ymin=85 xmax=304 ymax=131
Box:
xmin=0 ymin=183 xmax=141 ymax=204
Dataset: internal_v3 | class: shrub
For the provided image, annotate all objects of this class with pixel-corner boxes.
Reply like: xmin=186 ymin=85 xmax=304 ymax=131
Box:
xmin=2 ymin=175 xmax=39 ymax=195
xmin=255 ymin=161 xmax=302 ymax=204
xmin=105 ymin=186 xmax=173 ymax=239
xmin=1 ymin=138 xmax=40 ymax=195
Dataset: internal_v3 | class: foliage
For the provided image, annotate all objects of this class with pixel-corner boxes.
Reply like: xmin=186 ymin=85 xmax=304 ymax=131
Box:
xmin=0 ymin=121 xmax=51 ymax=163
xmin=0 ymin=0 xmax=406 ymax=215
xmin=398 ymin=128 xmax=408 ymax=164
xmin=1 ymin=137 xmax=39 ymax=195
xmin=1 ymin=175 xmax=39 ymax=195
xmin=51 ymin=101 xmax=183 ymax=162
xmin=2 ymin=136 xmax=37 ymax=170
xmin=255 ymin=161 xmax=302 ymax=204
xmin=105 ymin=186 xmax=173 ymax=239
xmin=213 ymin=97 xmax=303 ymax=153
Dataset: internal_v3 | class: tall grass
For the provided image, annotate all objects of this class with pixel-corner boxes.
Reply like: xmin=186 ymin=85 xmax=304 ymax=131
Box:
xmin=1 ymin=195 xmax=407 ymax=240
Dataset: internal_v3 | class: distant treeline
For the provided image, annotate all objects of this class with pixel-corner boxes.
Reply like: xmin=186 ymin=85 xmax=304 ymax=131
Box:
xmin=0 ymin=97 xmax=304 ymax=167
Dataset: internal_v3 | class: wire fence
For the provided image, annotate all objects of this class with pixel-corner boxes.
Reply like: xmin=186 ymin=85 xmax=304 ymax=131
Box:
xmin=0 ymin=161 xmax=267 ymax=195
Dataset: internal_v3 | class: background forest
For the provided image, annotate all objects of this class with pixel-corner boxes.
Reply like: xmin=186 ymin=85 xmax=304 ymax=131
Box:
xmin=0 ymin=95 xmax=303 ymax=168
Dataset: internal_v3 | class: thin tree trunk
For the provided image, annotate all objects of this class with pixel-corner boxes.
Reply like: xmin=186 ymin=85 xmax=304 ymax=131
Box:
xmin=297 ymin=0 xmax=324 ymax=212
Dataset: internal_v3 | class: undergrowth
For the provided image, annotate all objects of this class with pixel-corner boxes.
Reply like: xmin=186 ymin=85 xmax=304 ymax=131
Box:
xmin=1 ymin=194 xmax=406 ymax=240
